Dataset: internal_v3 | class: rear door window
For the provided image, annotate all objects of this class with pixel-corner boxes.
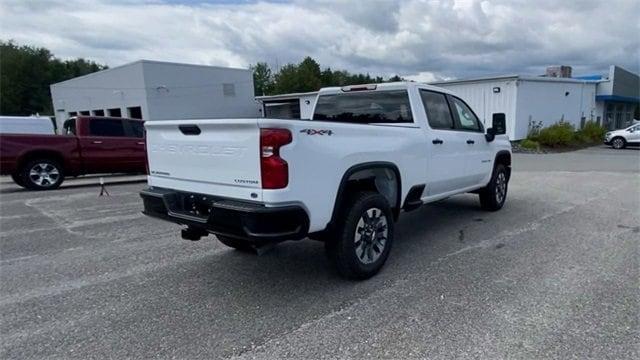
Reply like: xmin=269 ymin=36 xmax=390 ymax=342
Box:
xmin=89 ymin=118 xmax=125 ymax=137
xmin=313 ymin=90 xmax=413 ymax=124
xmin=419 ymin=90 xmax=454 ymax=130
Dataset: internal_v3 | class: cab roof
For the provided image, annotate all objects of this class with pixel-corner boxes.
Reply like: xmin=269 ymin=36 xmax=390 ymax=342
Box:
xmin=317 ymin=81 xmax=456 ymax=96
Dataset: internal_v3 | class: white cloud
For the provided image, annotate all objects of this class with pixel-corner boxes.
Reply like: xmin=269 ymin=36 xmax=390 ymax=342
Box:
xmin=1 ymin=0 xmax=638 ymax=80
xmin=405 ymin=71 xmax=442 ymax=83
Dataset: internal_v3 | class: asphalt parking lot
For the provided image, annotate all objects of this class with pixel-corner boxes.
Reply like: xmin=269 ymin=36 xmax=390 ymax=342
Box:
xmin=1 ymin=146 xmax=638 ymax=359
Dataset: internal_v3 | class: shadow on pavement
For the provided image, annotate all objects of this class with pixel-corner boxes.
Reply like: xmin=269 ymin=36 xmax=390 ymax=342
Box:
xmin=0 ymin=179 xmax=146 ymax=194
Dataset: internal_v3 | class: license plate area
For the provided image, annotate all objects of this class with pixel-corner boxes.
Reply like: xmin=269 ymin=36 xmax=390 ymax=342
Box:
xmin=163 ymin=191 xmax=218 ymax=221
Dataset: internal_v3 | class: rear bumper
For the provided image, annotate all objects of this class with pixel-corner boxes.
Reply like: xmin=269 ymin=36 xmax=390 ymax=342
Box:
xmin=140 ymin=187 xmax=309 ymax=242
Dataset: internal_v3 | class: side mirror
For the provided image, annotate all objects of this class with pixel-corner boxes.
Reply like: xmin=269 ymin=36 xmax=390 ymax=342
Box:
xmin=491 ymin=113 xmax=506 ymax=135
xmin=485 ymin=127 xmax=496 ymax=142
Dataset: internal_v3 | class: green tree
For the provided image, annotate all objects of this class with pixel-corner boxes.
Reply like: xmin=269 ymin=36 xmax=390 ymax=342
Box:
xmin=272 ymin=64 xmax=298 ymax=94
xmin=0 ymin=40 xmax=107 ymax=115
xmin=252 ymin=55 xmax=406 ymax=95
xmin=296 ymin=56 xmax=321 ymax=92
xmin=320 ymin=67 xmax=334 ymax=87
xmin=250 ymin=62 xmax=273 ymax=96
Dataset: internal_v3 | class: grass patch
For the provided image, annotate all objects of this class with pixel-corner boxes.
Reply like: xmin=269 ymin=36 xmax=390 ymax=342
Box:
xmin=577 ymin=120 xmax=607 ymax=143
xmin=522 ymin=120 xmax=606 ymax=151
xmin=519 ymin=139 xmax=540 ymax=150
xmin=537 ymin=121 xmax=575 ymax=147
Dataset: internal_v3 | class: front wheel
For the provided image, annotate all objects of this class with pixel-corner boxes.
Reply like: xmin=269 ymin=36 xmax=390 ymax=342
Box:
xmin=21 ymin=159 xmax=65 ymax=190
xmin=325 ymin=191 xmax=394 ymax=280
xmin=479 ymin=163 xmax=508 ymax=211
xmin=611 ymin=137 xmax=626 ymax=149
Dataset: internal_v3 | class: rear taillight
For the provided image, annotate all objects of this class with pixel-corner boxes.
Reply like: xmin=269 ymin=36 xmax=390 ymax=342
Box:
xmin=260 ymin=128 xmax=292 ymax=189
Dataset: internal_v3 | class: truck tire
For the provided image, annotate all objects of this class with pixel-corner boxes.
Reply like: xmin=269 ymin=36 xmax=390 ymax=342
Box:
xmin=20 ymin=158 xmax=65 ymax=190
xmin=479 ymin=163 xmax=508 ymax=211
xmin=216 ymin=235 xmax=256 ymax=253
xmin=325 ymin=191 xmax=394 ymax=280
xmin=11 ymin=173 xmax=26 ymax=188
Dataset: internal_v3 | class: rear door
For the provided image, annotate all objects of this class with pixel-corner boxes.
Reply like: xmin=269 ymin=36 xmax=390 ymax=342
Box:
xmin=419 ymin=90 xmax=469 ymax=196
xmin=144 ymin=119 xmax=262 ymax=201
xmin=79 ymin=118 xmax=138 ymax=174
xmin=447 ymin=95 xmax=493 ymax=186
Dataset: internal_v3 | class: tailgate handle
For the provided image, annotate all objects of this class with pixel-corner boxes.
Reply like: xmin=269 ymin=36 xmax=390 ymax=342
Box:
xmin=179 ymin=125 xmax=201 ymax=135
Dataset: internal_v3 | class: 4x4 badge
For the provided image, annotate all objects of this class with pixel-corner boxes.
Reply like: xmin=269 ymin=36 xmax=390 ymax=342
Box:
xmin=300 ymin=129 xmax=333 ymax=136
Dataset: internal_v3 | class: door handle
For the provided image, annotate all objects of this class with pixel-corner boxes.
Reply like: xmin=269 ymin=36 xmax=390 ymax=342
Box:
xmin=432 ymin=139 xmax=444 ymax=145
xmin=137 ymin=142 xmax=145 ymax=145
xmin=92 ymin=141 xmax=103 ymax=144
xmin=466 ymin=139 xmax=475 ymax=144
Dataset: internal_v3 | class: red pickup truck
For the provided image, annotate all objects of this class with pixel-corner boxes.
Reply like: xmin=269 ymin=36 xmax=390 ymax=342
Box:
xmin=0 ymin=116 xmax=147 ymax=190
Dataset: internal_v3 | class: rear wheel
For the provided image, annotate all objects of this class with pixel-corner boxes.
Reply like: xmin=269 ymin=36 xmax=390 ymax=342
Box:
xmin=479 ymin=163 xmax=508 ymax=211
xmin=21 ymin=159 xmax=65 ymax=190
xmin=325 ymin=191 xmax=394 ymax=280
xmin=611 ymin=137 xmax=626 ymax=149
xmin=216 ymin=235 xmax=256 ymax=253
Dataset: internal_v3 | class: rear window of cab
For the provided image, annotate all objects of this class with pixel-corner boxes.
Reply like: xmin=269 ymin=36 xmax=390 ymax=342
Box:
xmin=313 ymin=90 xmax=413 ymax=124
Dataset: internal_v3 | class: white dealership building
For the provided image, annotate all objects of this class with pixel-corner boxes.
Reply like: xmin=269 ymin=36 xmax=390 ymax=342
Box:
xmin=432 ymin=65 xmax=639 ymax=140
xmin=50 ymin=60 xmax=260 ymax=130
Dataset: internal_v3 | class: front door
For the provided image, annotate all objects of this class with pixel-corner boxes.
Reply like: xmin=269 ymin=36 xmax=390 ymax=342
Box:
xmin=447 ymin=95 xmax=493 ymax=186
xmin=419 ymin=90 xmax=469 ymax=196
xmin=627 ymin=124 xmax=640 ymax=144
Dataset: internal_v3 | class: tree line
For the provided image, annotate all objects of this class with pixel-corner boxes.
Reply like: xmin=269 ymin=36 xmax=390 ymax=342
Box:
xmin=1 ymin=40 xmax=108 ymax=116
xmin=251 ymin=56 xmax=402 ymax=96
xmin=0 ymin=41 xmax=403 ymax=115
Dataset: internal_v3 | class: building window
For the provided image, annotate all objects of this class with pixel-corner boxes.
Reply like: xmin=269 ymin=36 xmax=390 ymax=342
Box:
xmin=107 ymin=108 xmax=122 ymax=117
xmin=92 ymin=109 xmax=105 ymax=116
xmin=223 ymin=83 xmax=236 ymax=97
xmin=68 ymin=111 xmax=77 ymax=118
xmin=79 ymin=110 xmax=90 ymax=116
xmin=127 ymin=106 xmax=143 ymax=119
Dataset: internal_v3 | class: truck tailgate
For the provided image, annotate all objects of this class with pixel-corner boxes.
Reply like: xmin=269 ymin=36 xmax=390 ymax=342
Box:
xmin=145 ymin=119 xmax=262 ymax=201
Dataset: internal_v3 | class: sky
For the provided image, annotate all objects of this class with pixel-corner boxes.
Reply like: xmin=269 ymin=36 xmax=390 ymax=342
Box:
xmin=1 ymin=0 xmax=638 ymax=82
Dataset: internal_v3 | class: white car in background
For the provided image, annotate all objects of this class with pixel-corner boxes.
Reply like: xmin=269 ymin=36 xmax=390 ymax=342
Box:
xmin=604 ymin=123 xmax=640 ymax=149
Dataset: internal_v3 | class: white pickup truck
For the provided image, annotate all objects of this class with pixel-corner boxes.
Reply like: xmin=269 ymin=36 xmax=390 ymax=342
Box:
xmin=141 ymin=82 xmax=512 ymax=279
